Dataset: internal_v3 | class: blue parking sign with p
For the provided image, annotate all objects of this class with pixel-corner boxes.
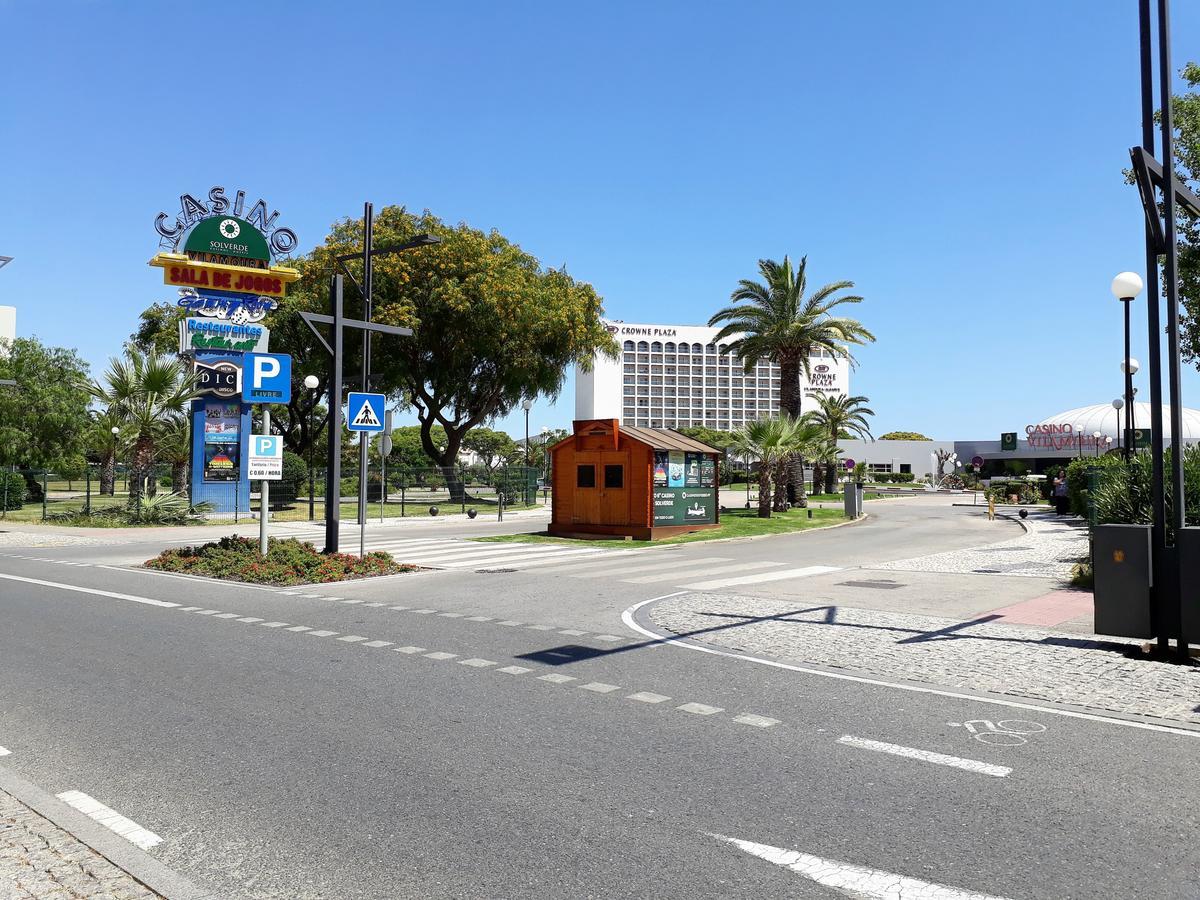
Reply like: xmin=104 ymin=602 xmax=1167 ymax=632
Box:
xmin=243 ymin=353 xmax=292 ymax=404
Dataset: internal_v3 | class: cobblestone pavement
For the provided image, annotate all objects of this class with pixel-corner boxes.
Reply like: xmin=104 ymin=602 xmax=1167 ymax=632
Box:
xmin=649 ymin=592 xmax=1200 ymax=724
xmin=0 ymin=532 xmax=107 ymax=549
xmin=0 ymin=790 xmax=161 ymax=899
xmin=868 ymin=510 xmax=1088 ymax=580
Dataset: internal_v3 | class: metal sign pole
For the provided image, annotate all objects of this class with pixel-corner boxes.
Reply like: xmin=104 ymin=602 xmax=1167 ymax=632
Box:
xmin=360 ymin=432 xmax=368 ymax=558
xmin=324 ymin=276 xmax=344 ymax=553
xmin=260 ymin=408 xmax=270 ymax=556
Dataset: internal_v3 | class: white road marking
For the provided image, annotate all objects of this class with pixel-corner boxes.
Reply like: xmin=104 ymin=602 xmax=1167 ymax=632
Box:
xmin=286 ymin=626 xmax=312 ymax=633
xmin=681 ymin=565 xmax=841 ymax=590
xmin=579 ymin=682 xmax=621 ymax=693
xmin=340 ymin=599 xmax=364 ymax=605
xmin=424 ymin=651 xmax=458 ymax=660
xmin=621 ymin=595 xmax=1200 ymax=740
xmin=0 ymin=747 xmax=10 ymax=756
xmin=711 ymin=833 xmax=1011 ymax=899
xmin=389 ymin=605 xmax=410 ymax=610
xmin=307 ymin=630 xmax=339 ymax=638
xmin=558 ymin=628 xmax=586 ymax=636
xmin=460 ymin=658 xmax=497 ymax=668
xmin=362 ymin=640 xmax=393 ymax=648
xmin=477 ymin=550 xmax=617 ymax=570
xmin=394 ymin=646 xmax=427 ymax=654
xmin=538 ymin=673 xmax=576 ymax=684
xmin=593 ymin=634 xmax=626 ymax=643
xmin=0 ymin=573 xmax=179 ymax=608
xmin=466 ymin=615 xmax=494 ymax=621
xmin=437 ymin=612 xmax=464 ymax=618
xmin=411 ymin=608 xmax=437 ymax=614
xmin=178 ymin=606 xmax=202 ymax=612
xmin=677 ymin=702 xmax=724 ymax=716
xmin=526 ymin=550 xmax=648 ymax=573
xmin=497 ymin=620 xmax=524 ymax=627
xmin=627 ymin=692 xmax=671 ymax=704
xmin=260 ymin=621 xmax=289 ymax=628
xmin=337 ymin=635 xmax=368 ymax=643
xmin=363 ymin=602 xmax=385 ymax=607
xmin=192 ymin=609 xmax=220 ymax=615
xmin=837 ymin=735 xmax=1011 ymax=777
xmin=526 ymin=624 xmax=556 ymax=631
xmin=622 ymin=561 xmax=784 ymax=584
xmin=496 ymin=665 xmax=532 ymax=675
xmin=733 ymin=714 xmax=781 ymax=728
xmin=56 ymin=791 xmax=162 ymax=851
xmin=565 ymin=556 xmax=729 ymax=578
xmin=213 ymin=613 xmax=240 ymax=619
xmin=236 ymin=617 xmax=264 ymax=623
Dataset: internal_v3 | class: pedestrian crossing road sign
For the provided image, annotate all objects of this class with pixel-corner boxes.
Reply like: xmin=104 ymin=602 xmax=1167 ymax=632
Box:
xmin=347 ymin=392 xmax=386 ymax=432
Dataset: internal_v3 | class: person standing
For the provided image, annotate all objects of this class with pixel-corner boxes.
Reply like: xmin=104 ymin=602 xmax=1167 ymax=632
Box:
xmin=1052 ymin=468 xmax=1069 ymax=515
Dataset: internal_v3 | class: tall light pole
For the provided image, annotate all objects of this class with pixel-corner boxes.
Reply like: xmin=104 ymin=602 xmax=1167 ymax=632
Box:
xmin=1112 ymin=272 xmax=1144 ymax=462
xmin=522 ymin=399 xmax=532 ymax=466
xmin=1112 ymin=398 xmax=1125 ymax=457
xmin=1093 ymin=431 xmax=1103 ymax=458
xmin=304 ymin=374 xmax=320 ymax=520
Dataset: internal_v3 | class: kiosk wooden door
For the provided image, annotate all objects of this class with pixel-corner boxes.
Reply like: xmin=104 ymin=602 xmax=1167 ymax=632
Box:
xmin=573 ymin=451 xmax=629 ymax=525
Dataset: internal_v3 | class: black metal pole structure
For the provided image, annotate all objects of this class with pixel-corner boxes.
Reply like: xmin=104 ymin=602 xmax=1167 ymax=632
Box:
xmin=324 ymin=275 xmax=344 ymax=553
xmin=1156 ymin=0 xmax=1189 ymax=656
xmin=1138 ymin=0 xmax=1170 ymax=655
xmin=308 ymin=386 xmax=316 ymax=521
xmin=358 ymin=202 xmax=374 ymax=530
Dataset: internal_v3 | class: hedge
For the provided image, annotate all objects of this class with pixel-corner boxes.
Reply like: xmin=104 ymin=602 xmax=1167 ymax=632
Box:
xmin=0 ymin=471 xmax=25 ymax=510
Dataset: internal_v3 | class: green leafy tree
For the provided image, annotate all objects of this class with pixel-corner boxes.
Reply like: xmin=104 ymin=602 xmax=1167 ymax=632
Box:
xmin=808 ymin=393 xmax=874 ymax=493
xmin=288 ymin=207 xmax=616 ymax=502
xmin=709 ymin=256 xmax=874 ymax=497
xmin=0 ymin=337 xmax=93 ymax=470
xmin=463 ymin=427 xmax=517 ymax=475
xmin=88 ymin=349 xmax=197 ymax=506
xmin=385 ymin=425 xmax=448 ymax=472
xmin=157 ymin=418 xmax=192 ymax=498
xmin=85 ymin=408 xmax=126 ymax=495
xmin=676 ymin=426 xmax=736 ymax=452
xmin=878 ymin=431 xmax=931 ymax=441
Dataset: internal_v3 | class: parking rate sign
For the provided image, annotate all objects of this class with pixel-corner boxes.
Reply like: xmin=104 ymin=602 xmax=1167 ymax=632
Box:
xmin=248 ymin=435 xmax=283 ymax=480
xmin=347 ymin=392 xmax=386 ymax=432
xmin=243 ymin=353 xmax=292 ymax=404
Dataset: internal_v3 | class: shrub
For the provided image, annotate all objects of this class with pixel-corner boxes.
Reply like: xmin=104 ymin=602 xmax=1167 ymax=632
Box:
xmin=44 ymin=492 xmax=212 ymax=526
xmin=873 ymin=472 xmax=916 ymax=484
xmin=144 ymin=535 xmax=412 ymax=585
xmin=986 ymin=479 xmax=1042 ymax=505
xmin=0 ymin=471 xmax=25 ymax=510
xmin=1064 ymin=455 xmax=1123 ymax=517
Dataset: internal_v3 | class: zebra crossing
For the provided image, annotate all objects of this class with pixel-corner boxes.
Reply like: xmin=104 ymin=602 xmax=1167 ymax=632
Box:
xmin=272 ymin=527 xmax=842 ymax=591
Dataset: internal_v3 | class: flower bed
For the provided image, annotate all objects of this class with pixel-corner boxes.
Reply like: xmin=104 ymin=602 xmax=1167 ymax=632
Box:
xmin=144 ymin=535 xmax=411 ymax=585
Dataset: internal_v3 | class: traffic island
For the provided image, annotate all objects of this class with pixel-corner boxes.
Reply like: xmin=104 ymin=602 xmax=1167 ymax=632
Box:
xmin=143 ymin=535 xmax=414 ymax=586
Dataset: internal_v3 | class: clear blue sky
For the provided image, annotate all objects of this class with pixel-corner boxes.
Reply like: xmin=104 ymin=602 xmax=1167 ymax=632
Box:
xmin=2 ymin=1 xmax=1198 ymax=440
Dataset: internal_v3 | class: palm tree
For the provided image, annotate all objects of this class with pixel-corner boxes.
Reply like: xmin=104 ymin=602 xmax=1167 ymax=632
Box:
xmin=158 ymin=418 xmax=192 ymax=499
xmin=808 ymin=393 xmax=874 ymax=494
xmin=87 ymin=408 xmax=125 ymax=496
xmin=729 ymin=416 xmax=817 ymax=518
xmin=88 ymin=349 xmax=196 ymax=507
xmin=708 ymin=255 xmax=874 ymax=498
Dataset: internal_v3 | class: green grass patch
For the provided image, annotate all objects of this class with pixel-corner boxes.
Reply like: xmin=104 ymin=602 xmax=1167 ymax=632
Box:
xmin=144 ymin=535 xmax=413 ymax=585
xmin=472 ymin=505 xmax=848 ymax=549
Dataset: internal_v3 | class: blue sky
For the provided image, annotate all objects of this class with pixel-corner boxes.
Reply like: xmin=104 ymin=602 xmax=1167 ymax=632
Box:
xmin=2 ymin=1 xmax=1198 ymax=440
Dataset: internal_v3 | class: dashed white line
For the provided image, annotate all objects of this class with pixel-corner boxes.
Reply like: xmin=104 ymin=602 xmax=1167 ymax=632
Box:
xmin=260 ymin=621 xmax=289 ymax=628
xmin=307 ymin=630 xmax=339 ymax=638
xmin=627 ymin=692 xmax=671 ymax=704
xmin=362 ymin=640 xmax=393 ymax=648
xmin=286 ymin=626 xmax=312 ymax=633
xmin=0 ymin=573 xmax=180 ymax=609
xmin=579 ymin=682 xmax=621 ymax=694
xmin=337 ymin=635 xmax=368 ymax=643
xmin=236 ymin=617 xmax=264 ymax=623
xmin=394 ymin=646 xmax=427 ymax=654
xmin=733 ymin=714 xmax=780 ymax=729
xmin=213 ymin=613 xmax=240 ymax=619
xmin=681 ymin=565 xmax=841 ymax=590
xmin=837 ymin=735 xmax=1011 ymax=778
xmin=0 ymin=747 xmax=10 ymax=756
xmin=678 ymin=702 xmax=724 ymax=716
xmin=538 ymin=673 xmax=576 ymax=684
xmin=460 ymin=658 xmax=497 ymax=668
xmin=496 ymin=665 xmax=532 ymax=675
xmin=56 ymin=791 xmax=162 ymax=851
xmin=424 ymin=651 xmax=458 ymax=660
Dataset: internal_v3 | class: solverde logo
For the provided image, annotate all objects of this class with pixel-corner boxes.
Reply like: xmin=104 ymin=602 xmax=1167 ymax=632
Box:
xmin=218 ymin=219 xmax=241 ymax=240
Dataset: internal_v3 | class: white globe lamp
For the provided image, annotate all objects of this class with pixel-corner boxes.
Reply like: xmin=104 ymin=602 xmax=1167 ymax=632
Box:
xmin=1111 ymin=271 xmax=1145 ymax=300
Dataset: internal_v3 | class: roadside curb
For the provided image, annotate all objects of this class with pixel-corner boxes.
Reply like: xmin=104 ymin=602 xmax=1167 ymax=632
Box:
xmin=0 ymin=763 xmax=221 ymax=899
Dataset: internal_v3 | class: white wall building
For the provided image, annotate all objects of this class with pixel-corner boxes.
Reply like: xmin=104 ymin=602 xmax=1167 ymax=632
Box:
xmin=0 ymin=307 xmax=14 ymax=349
xmin=575 ymin=320 xmax=850 ymax=430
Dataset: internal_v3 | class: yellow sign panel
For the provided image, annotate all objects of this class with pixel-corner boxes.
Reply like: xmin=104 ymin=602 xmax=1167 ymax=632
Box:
xmin=149 ymin=253 xmax=299 ymax=298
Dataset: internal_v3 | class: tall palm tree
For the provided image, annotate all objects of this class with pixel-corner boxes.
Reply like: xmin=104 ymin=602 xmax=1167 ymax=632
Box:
xmin=709 ymin=256 xmax=874 ymax=498
xmin=87 ymin=407 xmax=125 ymax=496
xmin=158 ymin=418 xmax=192 ymax=499
xmin=808 ymin=393 xmax=874 ymax=494
xmin=729 ymin=416 xmax=816 ymax=518
xmin=88 ymin=349 xmax=196 ymax=506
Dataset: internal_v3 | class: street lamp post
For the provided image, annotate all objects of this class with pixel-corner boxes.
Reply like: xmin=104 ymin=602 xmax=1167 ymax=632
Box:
xmin=1112 ymin=273 xmax=1144 ymax=462
xmin=1112 ymin=398 xmax=1125 ymax=457
xmin=304 ymin=374 xmax=320 ymax=520
xmin=1093 ymin=431 xmax=1103 ymax=458
xmin=521 ymin=399 xmax=533 ymax=506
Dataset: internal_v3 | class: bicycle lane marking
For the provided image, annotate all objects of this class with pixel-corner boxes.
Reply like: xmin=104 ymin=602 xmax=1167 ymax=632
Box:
xmin=621 ymin=593 xmax=1200 ymax=740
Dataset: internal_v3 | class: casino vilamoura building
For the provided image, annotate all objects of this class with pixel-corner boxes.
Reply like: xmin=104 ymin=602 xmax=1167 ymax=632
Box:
xmin=574 ymin=320 xmax=850 ymax=431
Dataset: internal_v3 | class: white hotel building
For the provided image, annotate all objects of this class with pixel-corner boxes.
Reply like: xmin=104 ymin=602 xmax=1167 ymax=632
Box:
xmin=574 ymin=320 xmax=849 ymax=430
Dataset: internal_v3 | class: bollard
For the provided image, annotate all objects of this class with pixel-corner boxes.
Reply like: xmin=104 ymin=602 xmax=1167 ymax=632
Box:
xmin=42 ymin=470 xmax=48 ymax=521
xmin=85 ymin=466 xmax=91 ymax=515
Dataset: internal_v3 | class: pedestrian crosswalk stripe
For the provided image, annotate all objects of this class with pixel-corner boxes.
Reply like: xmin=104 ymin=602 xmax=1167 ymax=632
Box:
xmin=682 ymin=565 xmax=841 ymax=590
xmin=392 ymin=543 xmax=564 ymax=560
xmin=532 ymin=550 xmax=644 ymax=572
xmin=409 ymin=547 xmax=600 ymax=569
xmin=621 ymin=561 xmax=785 ymax=584
xmin=432 ymin=548 xmax=608 ymax=569
xmin=480 ymin=549 xmax=619 ymax=570
xmin=564 ymin=556 xmax=731 ymax=579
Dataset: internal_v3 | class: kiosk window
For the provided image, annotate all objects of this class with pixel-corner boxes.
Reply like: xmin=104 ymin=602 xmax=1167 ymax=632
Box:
xmin=576 ymin=465 xmax=596 ymax=488
xmin=604 ymin=465 xmax=624 ymax=488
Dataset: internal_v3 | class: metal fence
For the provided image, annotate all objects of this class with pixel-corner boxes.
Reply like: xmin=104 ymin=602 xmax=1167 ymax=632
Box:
xmin=1 ymin=463 xmax=543 ymax=522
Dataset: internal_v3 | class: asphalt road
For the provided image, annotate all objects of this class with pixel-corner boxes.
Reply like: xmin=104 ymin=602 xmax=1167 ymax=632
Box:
xmin=1 ymin=499 xmax=1197 ymax=898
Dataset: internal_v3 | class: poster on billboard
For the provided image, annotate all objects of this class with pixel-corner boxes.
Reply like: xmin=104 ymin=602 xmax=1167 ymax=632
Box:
xmin=653 ymin=451 xmax=668 ymax=486
xmin=203 ymin=402 xmax=241 ymax=482
xmin=668 ymin=451 xmax=685 ymax=487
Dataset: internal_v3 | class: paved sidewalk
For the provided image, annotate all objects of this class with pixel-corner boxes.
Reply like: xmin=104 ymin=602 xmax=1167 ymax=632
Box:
xmin=649 ymin=591 xmax=1200 ymax=725
xmin=869 ymin=510 xmax=1088 ymax=580
xmin=0 ymin=789 xmax=161 ymax=899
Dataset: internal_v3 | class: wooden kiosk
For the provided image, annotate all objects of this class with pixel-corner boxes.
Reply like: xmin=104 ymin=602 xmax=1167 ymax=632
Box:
xmin=549 ymin=419 xmax=721 ymax=540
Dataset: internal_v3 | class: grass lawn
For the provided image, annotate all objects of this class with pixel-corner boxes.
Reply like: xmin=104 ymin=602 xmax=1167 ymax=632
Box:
xmin=472 ymin=505 xmax=848 ymax=549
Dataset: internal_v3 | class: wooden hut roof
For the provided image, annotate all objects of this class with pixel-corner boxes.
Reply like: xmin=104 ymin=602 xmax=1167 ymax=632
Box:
xmin=617 ymin=425 xmax=720 ymax=454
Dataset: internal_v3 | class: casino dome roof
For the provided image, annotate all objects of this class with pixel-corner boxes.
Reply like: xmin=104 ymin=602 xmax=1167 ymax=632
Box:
xmin=1035 ymin=402 xmax=1200 ymax=441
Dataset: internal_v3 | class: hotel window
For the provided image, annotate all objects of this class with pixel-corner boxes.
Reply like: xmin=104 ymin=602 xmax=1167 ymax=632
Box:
xmin=623 ymin=341 xmax=635 ymax=351
xmin=637 ymin=341 xmax=649 ymax=352
xmin=651 ymin=342 xmax=662 ymax=352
